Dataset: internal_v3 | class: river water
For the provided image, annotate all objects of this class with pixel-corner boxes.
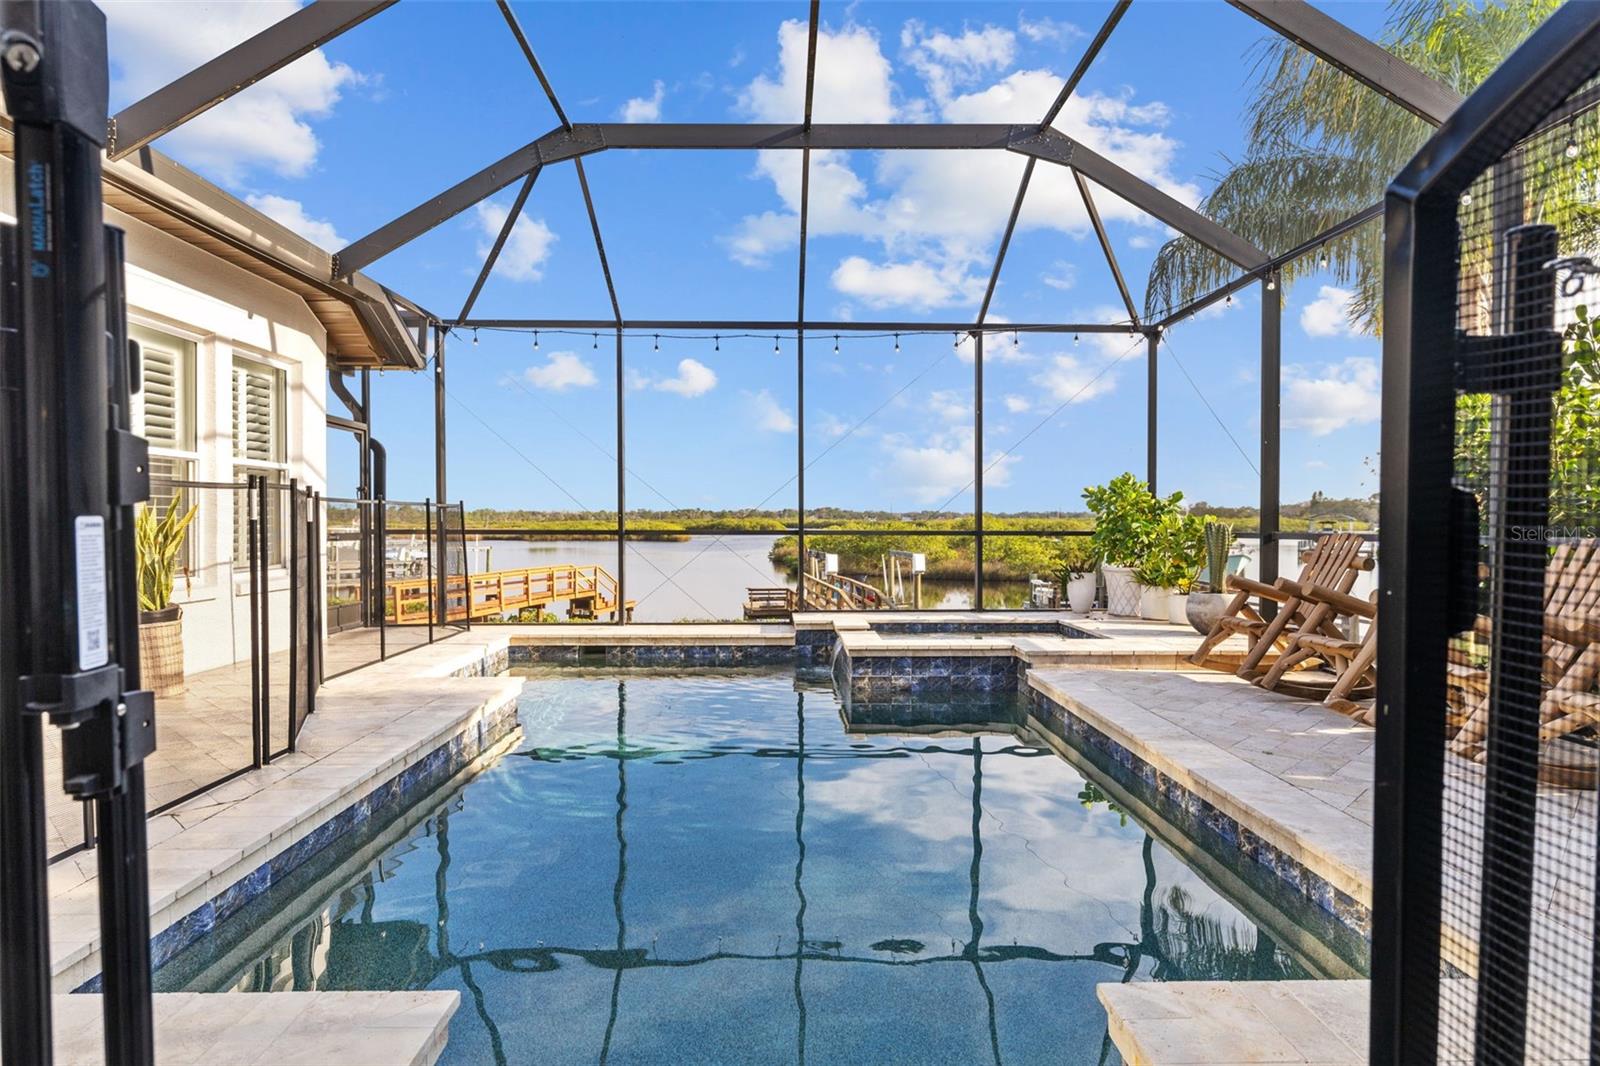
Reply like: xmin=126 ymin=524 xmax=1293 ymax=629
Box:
xmin=465 ymin=537 xmax=1030 ymax=622
xmin=463 ymin=535 xmax=1373 ymax=623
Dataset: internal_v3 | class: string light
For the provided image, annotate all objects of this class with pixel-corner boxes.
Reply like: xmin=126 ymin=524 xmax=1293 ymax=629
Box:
xmin=833 ymin=334 xmax=839 ymax=353
xmin=773 ymin=335 xmax=780 ymax=354
xmin=1318 ymin=244 xmax=1329 ymax=270
xmin=953 ymin=332 xmax=960 ymax=349
xmin=1266 ymin=276 xmax=1277 ymax=292
xmin=592 ymin=332 xmax=598 ymax=349
xmin=653 ymin=334 xmax=659 ymax=351
xmin=1461 ymin=190 xmax=1473 ymax=206
xmin=1225 ymin=293 xmax=1233 ymax=306
xmin=533 ymin=330 xmax=539 ymax=350
xmin=714 ymin=334 xmax=720 ymax=351
xmin=1073 ymin=333 xmax=1079 ymax=347
xmin=1566 ymin=135 xmax=1580 ymax=160
xmin=893 ymin=333 xmax=900 ymax=352
xmin=1013 ymin=330 xmax=1019 ymax=348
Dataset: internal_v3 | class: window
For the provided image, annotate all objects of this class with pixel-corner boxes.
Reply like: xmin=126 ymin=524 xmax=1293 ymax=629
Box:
xmin=131 ymin=324 xmax=198 ymax=574
xmin=232 ymin=356 xmax=288 ymax=566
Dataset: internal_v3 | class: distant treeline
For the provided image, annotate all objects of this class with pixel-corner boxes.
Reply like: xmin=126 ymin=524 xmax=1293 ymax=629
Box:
xmin=331 ymin=499 xmax=1375 ymax=544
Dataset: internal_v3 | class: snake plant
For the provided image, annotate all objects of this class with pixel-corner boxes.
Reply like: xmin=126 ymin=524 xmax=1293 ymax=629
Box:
xmin=135 ymin=492 xmax=198 ymax=613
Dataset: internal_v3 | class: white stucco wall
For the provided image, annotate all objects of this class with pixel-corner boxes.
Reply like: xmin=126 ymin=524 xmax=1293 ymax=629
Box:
xmin=0 ymin=157 xmax=330 ymax=677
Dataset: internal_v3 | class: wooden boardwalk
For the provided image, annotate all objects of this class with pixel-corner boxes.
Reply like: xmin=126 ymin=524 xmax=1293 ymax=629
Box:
xmin=385 ymin=564 xmax=633 ymax=624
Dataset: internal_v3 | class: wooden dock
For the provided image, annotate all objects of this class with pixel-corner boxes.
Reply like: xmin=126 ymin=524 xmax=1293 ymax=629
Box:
xmin=385 ymin=564 xmax=634 ymax=624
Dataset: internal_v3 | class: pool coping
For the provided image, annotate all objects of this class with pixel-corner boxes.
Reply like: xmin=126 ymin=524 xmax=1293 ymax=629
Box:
xmin=42 ymin=989 xmax=459 ymax=1066
xmin=49 ymin=636 xmax=525 ymax=990
xmin=1098 ymin=980 xmax=1368 ymax=1066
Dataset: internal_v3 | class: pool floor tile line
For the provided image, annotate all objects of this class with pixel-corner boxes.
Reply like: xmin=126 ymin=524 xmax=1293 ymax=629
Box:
xmin=31 ymin=990 xmax=458 ymax=1066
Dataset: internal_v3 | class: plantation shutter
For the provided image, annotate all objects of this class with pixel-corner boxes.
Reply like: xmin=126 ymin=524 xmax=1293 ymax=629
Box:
xmin=232 ymin=362 xmax=279 ymax=463
xmin=139 ymin=341 xmax=181 ymax=449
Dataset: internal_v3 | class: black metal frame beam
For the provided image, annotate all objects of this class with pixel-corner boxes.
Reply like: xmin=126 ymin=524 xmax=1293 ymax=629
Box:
xmin=451 ymin=319 xmax=1137 ymax=332
xmin=455 ymin=167 xmax=540 ymax=323
xmin=1041 ymin=0 xmax=1130 ymax=128
xmin=1074 ymin=171 xmax=1140 ymax=326
xmin=1155 ymin=201 xmax=1384 ymax=329
xmin=1226 ymin=0 xmax=1461 ymax=126
xmin=106 ymin=0 xmax=396 ymax=160
xmin=336 ymin=122 xmax=1265 ymax=277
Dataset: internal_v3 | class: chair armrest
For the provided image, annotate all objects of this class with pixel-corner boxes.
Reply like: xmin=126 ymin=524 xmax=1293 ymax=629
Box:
xmin=1303 ymin=582 xmax=1376 ymax=619
xmin=1226 ymin=574 xmax=1289 ymax=601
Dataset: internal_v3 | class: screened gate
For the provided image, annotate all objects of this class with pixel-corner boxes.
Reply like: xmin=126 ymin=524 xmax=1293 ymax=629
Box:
xmin=1375 ymin=6 xmax=1600 ymax=1063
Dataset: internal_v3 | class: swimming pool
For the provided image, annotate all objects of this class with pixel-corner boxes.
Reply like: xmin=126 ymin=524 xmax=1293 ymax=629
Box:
xmin=158 ymin=669 xmax=1342 ymax=1064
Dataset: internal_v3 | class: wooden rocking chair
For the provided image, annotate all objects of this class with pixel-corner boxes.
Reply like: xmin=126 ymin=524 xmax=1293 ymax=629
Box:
xmin=1448 ymin=539 xmax=1600 ymax=788
xmin=1255 ymin=586 xmax=1378 ymax=723
xmin=1189 ymin=531 xmax=1373 ymax=679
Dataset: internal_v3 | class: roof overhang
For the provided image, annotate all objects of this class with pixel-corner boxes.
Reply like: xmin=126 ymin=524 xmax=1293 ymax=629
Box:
xmin=0 ymin=113 xmax=426 ymax=371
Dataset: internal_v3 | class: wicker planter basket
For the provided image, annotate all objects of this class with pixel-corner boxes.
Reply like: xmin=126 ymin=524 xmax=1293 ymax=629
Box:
xmin=139 ymin=605 xmax=185 ymax=697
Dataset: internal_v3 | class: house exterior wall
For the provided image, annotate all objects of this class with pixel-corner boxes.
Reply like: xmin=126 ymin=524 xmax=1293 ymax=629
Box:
xmin=0 ymin=157 xmax=329 ymax=678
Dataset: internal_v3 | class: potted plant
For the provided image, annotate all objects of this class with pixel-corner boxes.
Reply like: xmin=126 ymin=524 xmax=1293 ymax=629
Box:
xmin=1132 ymin=510 xmax=1205 ymax=622
xmin=1053 ymin=537 xmax=1099 ymax=614
xmin=1084 ymin=473 xmax=1156 ymax=616
xmin=136 ymin=492 xmax=197 ymax=696
xmin=1185 ymin=520 xmax=1235 ymax=634
xmin=1084 ymin=473 xmax=1189 ymax=617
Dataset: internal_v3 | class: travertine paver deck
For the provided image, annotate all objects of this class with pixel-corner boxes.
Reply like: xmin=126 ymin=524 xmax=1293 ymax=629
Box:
xmin=1099 ymin=981 xmax=1368 ymax=1066
xmin=36 ymin=990 xmax=456 ymax=1066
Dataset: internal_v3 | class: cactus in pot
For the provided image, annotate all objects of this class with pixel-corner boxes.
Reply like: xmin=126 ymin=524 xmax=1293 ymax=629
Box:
xmin=1185 ymin=519 xmax=1235 ymax=634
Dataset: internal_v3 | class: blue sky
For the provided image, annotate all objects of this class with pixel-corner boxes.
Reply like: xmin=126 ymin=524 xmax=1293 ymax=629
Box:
xmin=104 ymin=0 xmax=1392 ymax=513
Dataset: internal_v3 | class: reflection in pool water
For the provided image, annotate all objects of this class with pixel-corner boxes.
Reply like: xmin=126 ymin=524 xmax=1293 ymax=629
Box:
xmin=163 ymin=671 xmax=1318 ymax=1065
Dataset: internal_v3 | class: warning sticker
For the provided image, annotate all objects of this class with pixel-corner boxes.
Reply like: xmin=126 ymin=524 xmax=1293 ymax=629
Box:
xmin=74 ymin=516 xmax=108 ymax=670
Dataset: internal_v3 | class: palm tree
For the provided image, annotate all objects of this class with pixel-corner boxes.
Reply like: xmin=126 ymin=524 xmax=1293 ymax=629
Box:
xmin=1144 ymin=0 xmax=1563 ymax=331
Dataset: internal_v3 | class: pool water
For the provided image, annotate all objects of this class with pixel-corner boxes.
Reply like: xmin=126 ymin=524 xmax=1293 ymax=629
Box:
xmin=164 ymin=670 xmax=1318 ymax=1065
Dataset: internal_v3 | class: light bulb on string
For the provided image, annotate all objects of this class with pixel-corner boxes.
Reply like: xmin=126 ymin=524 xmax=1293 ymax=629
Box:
xmin=953 ymin=332 xmax=960 ymax=349
xmin=714 ymin=335 xmax=720 ymax=352
xmin=472 ymin=329 xmax=479 ymax=346
xmin=653 ymin=334 xmax=659 ymax=351
xmin=1461 ymin=191 xmax=1473 ymax=206
xmin=1318 ymin=245 xmax=1329 ymax=270
xmin=1013 ymin=330 xmax=1019 ymax=348
xmin=592 ymin=332 xmax=598 ymax=349
xmin=1567 ymin=136 xmax=1580 ymax=160
xmin=833 ymin=334 xmax=839 ymax=353
xmin=1225 ymin=293 xmax=1233 ymax=306
xmin=533 ymin=330 xmax=540 ymax=350
xmin=774 ymin=335 xmax=780 ymax=354
xmin=893 ymin=334 xmax=900 ymax=352
xmin=1266 ymin=276 xmax=1277 ymax=292
xmin=1073 ymin=333 xmax=1079 ymax=347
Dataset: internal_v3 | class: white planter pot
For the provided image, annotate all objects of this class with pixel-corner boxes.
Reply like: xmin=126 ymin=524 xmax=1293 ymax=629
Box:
xmin=1138 ymin=584 xmax=1170 ymax=621
xmin=1103 ymin=565 xmax=1139 ymax=616
xmin=1167 ymin=593 xmax=1189 ymax=626
xmin=1066 ymin=573 xmax=1096 ymax=614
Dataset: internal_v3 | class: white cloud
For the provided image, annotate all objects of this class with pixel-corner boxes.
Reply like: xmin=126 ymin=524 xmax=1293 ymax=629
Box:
xmin=727 ymin=19 xmax=1193 ymax=313
xmin=1042 ymin=261 xmax=1077 ymax=291
xmin=522 ymin=352 xmax=597 ymax=392
xmin=746 ymin=389 xmax=796 ymax=432
xmin=1034 ymin=353 xmax=1119 ymax=404
xmin=1004 ymin=394 xmax=1032 ymax=414
xmin=901 ymin=22 xmax=1017 ymax=103
xmin=1017 ymin=13 xmax=1082 ymax=45
xmin=883 ymin=425 xmax=1015 ymax=504
xmin=653 ymin=358 xmax=718 ymax=398
xmin=245 ymin=194 xmax=343 ymax=248
xmin=1283 ymin=357 xmax=1381 ymax=436
xmin=621 ymin=80 xmax=667 ymax=122
xmin=831 ymin=255 xmax=983 ymax=310
xmin=739 ymin=20 xmax=896 ymax=123
xmin=104 ymin=1 xmax=359 ymax=180
xmin=1128 ymin=234 xmax=1156 ymax=249
xmin=474 ymin=201 xmax=557 ymax=282
xmin=1300 ymin=285 xmax=1358 ymax=338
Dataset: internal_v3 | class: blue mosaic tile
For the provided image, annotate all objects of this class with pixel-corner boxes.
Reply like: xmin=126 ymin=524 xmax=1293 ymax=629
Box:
xmin=1025 ymin=684 xmax=1372 ymax=944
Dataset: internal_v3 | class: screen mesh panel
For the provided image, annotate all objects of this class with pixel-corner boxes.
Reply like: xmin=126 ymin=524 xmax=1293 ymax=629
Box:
xmin=1431 ymin=71 xmax=1600 ymax=1065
